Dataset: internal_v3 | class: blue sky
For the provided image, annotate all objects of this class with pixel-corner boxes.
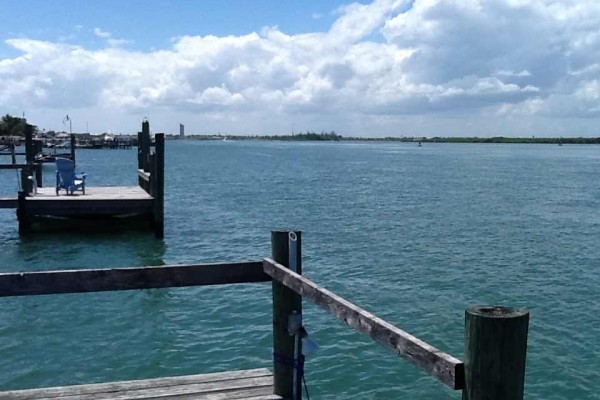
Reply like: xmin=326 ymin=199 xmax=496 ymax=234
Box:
xmin=1 ymin=1 xmax=599 ymax=137
xmin=2 ymin=1 xmax=349 ymax=53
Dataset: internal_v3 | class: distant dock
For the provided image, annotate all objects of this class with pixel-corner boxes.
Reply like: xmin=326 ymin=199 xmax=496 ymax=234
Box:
xmin=0 ymin=121 xmax=164 ymax=238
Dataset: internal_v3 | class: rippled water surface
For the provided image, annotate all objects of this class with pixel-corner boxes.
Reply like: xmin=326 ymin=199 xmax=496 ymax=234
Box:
xmin=0 ymin=141 xmax=599 ymax=399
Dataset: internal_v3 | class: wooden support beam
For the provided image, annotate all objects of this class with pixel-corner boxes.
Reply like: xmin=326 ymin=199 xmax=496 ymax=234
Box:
xmin=153 ymin=133 xmax=165 ymax=239
xmin=16 ymin=191 xmax=30 ymax=234
xmin=24 ymin=124 xmax=34 ymax=164
xmin=271 ymin=231 xmax=302 ymax=399
xmin=0 ymin=198 xmax=17 ymax=209
xmin=141 ymin=121 xmax=151 ymax=172
xmin=462 ymin=306 xmax=529 ymax=400
xmin=0 ymin=164 xmax=30 ymax=170
xmin=263 ymin=258 xmax=464 ymax=390
xmin=0 ymin=261 xmax=269 ymax=297
xmin=70 ymin=133 xmax=76 ymax=164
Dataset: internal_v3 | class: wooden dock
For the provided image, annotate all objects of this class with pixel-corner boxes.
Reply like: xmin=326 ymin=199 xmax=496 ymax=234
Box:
xmin=0 ymin=368 xmax=281 ymax=400
xmin=2 ymin=121 xmax=165 ymax=237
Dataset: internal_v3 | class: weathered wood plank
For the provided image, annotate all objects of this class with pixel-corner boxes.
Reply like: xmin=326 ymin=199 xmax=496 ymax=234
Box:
xmin=10 ymin=377 xmax=273 ymax=400
xmin=263 ymin=258 xmax=465 ymax=389
xmin=0 ymin=261 xmax=270 ymax=297
xmin=0 ymin=369 xmax=280 ymax=400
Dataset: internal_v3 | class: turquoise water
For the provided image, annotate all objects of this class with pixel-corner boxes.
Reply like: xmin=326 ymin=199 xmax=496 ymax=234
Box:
xmin=0 ymin=141 xmax=598 ymax=399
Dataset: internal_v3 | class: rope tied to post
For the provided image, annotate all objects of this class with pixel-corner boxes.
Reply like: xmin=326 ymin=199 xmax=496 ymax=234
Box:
xmin=272 ymin=351 xmax=305 ymax=376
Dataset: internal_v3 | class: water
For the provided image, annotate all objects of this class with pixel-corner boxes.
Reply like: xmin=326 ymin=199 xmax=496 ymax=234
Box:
xmin=0 ymin=141 xmax=598 ymax=399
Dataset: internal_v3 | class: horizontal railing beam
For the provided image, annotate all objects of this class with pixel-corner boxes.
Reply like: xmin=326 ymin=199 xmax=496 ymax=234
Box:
xmin=0 ymin=164 xmax=30 ymax=169
xmin=0 ymin=261 xmax=269 ymax=297
xmin=0 ymin=198 xmax=17 ymax=209
xmin=263 ymin=258 xmax=464 ymax=390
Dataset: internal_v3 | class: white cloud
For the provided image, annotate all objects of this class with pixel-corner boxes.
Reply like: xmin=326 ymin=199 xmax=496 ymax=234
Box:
xmin=93 ymin=27 xmax=111 ymax=38
xmin=1 ymin=0 xmax=600 ymax=136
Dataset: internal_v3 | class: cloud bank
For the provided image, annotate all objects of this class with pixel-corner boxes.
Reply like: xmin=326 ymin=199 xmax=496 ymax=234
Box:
xmin=1 ymin=0 xmax=599 ymax=136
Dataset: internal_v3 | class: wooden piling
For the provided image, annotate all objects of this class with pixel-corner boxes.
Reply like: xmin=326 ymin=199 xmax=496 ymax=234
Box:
xmin=20 ymin=166 xmax=31 ymax=194
xmin=463 ymin=306 xmax=529 ymax=400
xmin=11 ymin=144 xmax=16 ymax=165
xmin=33 ymin=140 xmax=43 ymax=187
xmin=141 ymin=121 xmax=150 ymax=172
xmin=70 ymin=134 xmax=76 ymax=164
xmin=271 ymin=230 xmax=302 ymax=399
xmin=16 ymin=190 xmax=30 ymax=234
xmin=24 ymin=124 xmax=34 ymax=164
xmin=137 ymin=131 xmax=143 ymax=170
xmin=152 ymin=133 xmax=165 ymax=239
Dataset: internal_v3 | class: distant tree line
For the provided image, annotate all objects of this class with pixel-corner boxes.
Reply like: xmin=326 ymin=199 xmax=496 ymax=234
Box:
xmin=0 ymin=114 xmax=26 ymax=136
xmin=262 ymin=131 xmax=342 ymax=141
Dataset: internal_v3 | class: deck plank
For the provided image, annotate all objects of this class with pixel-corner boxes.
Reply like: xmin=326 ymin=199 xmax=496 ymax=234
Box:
xmin=0 ymin=369 xmax=281 ymax=400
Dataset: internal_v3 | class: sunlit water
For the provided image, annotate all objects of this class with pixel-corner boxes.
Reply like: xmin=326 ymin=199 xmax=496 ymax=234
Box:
xmin=0 ymin=141 xmax=598 ymax=399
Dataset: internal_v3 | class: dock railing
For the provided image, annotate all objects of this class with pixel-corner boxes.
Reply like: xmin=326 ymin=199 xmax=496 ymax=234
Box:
xmin=0 ymin=230 xmax=529 ymax=400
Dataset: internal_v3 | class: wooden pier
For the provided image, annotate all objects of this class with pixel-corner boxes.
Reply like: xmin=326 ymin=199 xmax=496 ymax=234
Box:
xmin=0 ymin=230 xmax=530 ymax=399
xmin=1 ymin=121 xmax=165 ymax=238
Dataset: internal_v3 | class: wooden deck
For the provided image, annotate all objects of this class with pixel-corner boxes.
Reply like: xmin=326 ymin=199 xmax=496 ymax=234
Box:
xmin=0 ymin=369 xmax=282 ymax=400
xmin=24 ymin=186 xmax=153 ymax=217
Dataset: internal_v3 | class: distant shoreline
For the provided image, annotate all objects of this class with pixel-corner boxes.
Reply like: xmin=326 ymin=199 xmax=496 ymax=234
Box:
xmin=173 ymin=133 xmax=600 ymax=145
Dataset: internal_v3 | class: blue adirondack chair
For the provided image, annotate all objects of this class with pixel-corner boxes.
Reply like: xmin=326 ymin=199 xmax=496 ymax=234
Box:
xmin=56 ymin=158 xmax=86 ymax=195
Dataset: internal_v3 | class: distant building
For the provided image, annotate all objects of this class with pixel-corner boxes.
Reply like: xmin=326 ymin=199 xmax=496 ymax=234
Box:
xmin=179 ymin=124 xmax=184 ymax=137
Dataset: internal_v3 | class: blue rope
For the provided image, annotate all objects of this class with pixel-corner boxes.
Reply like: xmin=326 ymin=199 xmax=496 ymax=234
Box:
xmin=272 ymin=351 xmax=305 ymax=377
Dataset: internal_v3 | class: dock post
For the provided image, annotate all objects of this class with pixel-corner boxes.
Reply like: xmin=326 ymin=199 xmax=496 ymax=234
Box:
xmin=11 ymin=143 xmax=16 ymax=164
xmin=141 ymin=121 xmax=150 ymax=172
xmin=70 ymin=134 xmax=76 ymax=164
xmin=137 ymin=132 xmax=143 ymax=170
xmin=24 ymin=124 xmax=34 ymax=164
xmin=152 ymin=133 xmax=165 ymax=239
xmin=34 ymin=140 xmax=43 ymax=187
xmin=16 ymin=190 xmax=30 ymax=234
xmin=20 ymin=166 xmax=31 ymax=194
xmin=271 ymin=230 xmax=302 ymax=399
xmin=463 ymin=306 xmax=529 ymax=400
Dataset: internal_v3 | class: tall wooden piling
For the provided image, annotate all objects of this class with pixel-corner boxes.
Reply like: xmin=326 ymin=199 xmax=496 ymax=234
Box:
xmin=141 ymin=121 xmax=150 ymax=172
xmin=70 ymin=134 xmax=76 ymax=164
xmin=271 ymin=230 xmax=302 ymax=399
xmin=24 ymin=124 xmax=33 ymax=164
xmin=463 ymin=306 xmax=529 ymax=400
xmin=16 ymin=191 xmax=30 ymax=233
xmin=152 ymin=133 xmax=165 ymax=239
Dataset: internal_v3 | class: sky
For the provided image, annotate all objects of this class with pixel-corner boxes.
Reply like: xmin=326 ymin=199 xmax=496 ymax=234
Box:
xmin=1 ymin=0 xmax=599 ymax=137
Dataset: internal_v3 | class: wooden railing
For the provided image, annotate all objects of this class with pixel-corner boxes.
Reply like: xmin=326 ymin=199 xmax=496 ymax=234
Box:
xmin=0 ymin=230 xmax=529 ymax=400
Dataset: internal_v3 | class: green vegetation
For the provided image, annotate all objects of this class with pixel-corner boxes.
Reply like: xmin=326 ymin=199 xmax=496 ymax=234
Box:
xmin=0 ymin=114 xmax=26 ymax=137
xmin=180 ymin=132 xmax=600 ymax=144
